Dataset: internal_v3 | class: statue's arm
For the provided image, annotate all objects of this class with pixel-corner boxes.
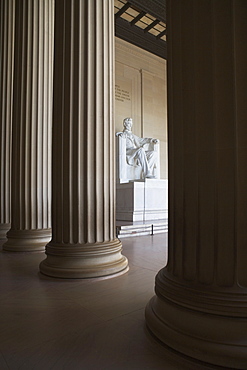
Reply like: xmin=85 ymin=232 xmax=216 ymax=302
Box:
xmin=136 ymin=136 xmax=159 ymax=146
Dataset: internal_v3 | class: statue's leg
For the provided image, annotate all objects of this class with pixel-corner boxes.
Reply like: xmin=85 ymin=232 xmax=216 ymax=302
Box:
xmin=146 ymin=150 xmax=158 ymax=174
xmin=135 ymin=148 xmax=150 ymax=176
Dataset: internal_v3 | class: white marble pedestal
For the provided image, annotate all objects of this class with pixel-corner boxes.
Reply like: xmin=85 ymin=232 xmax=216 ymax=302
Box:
xmin=116 ymin=179 xmax=168 ymax=222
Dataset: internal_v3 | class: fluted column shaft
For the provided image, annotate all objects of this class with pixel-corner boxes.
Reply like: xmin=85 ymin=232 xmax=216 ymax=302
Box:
xmin=0 ymin=0 xmax=15 ymax=239
xmin=146 ymin=1 xmax=247 ymax=368
xmin=3 ymin=0 xmax=54 ymax=251
xmin=39 ymin=0 xmax=128 ymax=278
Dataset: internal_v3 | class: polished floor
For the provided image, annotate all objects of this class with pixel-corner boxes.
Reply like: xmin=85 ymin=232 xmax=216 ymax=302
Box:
xmin=0 ymin=234 xmax=228 ymax=370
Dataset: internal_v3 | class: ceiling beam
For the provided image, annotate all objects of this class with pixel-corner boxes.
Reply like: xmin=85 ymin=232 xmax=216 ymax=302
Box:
xmin=127 ymin=0 xmax=166 ymax=23
xmin=115 ymin=17 xmax=167 ymax=59
xmin=156 ymin=29 xmax=167 ymax=39
xmin=130 ymin=11 xmax=146 ymax=26
xmin=144 ymin=19 xmax=160 ymax=33
xmin=115 ymin=2 xmax=131 ymax=19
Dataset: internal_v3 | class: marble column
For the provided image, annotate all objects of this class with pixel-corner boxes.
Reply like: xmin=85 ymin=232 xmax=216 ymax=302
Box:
xmin=0 ymin=0 xmax=15 ymax=239
xmin=146 ymin=0 xmax=247 ymax=368
xmin=39 ymin=0 xmax=128 ymax=278
xmin=3 ymin=0 xmax=54 ymax=252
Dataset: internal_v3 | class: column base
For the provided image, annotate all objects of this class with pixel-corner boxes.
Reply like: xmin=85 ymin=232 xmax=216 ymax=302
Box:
xmin=3 ymin=229 xmax=52 ymax=252
xmin=39 ymin=238 xmax=129 ymax=278
xmin=0 ymin=223 xmax=11 ymax=239
xmin=145 ymin=269 xmax=247 ymax=369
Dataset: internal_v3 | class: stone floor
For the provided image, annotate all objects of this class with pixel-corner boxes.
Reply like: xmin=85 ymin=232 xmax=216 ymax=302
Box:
xmin=0 ymin=234 xmax=228 ymax=369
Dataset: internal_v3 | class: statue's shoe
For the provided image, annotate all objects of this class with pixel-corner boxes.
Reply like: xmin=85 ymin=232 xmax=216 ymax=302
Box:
xmin=145 ymin=173 xmax=155 ymax=179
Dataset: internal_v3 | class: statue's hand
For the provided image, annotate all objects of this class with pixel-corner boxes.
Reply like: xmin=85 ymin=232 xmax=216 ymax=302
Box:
xmin=152 ymin=139 xmax=159 ymax=144
xmin=116 ymin=132 xmax=125 ymax=137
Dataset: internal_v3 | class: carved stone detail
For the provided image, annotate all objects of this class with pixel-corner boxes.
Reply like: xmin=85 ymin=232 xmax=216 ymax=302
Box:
xmin=39 ymin=0 xmax=128 ymax=278
xmin=146 ymin=1 xmax=247 ymax=367
xmin=0 ymin=0 xmax=15 ymax=239
xmin=3 ymin=0 xmax=54 ymax=251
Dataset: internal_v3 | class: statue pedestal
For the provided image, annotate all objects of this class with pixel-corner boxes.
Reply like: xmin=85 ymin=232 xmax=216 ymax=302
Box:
xmin=116 ymin=179 xmax=168 ymax=222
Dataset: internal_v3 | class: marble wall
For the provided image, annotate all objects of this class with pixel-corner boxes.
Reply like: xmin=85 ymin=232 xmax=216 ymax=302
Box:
xmin=115 ymin=38 xmax=167 ymax=179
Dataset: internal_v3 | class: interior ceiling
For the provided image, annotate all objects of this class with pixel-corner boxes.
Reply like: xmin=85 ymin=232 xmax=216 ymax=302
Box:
xmin=114 ymin=0 xmax=167 ymax=59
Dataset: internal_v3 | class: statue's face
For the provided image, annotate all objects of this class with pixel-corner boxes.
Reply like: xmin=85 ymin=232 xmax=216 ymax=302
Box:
xmin=124 ymin=118 xmax=132 ymax=131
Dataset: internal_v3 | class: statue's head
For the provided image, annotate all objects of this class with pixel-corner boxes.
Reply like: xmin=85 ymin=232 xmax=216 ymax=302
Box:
xmin=123 ymin=117 xmax=133 ymax=131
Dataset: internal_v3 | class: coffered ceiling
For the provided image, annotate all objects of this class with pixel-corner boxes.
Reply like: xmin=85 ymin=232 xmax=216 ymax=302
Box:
xmin=114 ymin=0 xmax=167 ymax=59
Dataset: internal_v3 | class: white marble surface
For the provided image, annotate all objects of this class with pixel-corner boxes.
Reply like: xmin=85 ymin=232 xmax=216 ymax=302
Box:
xmin=116 ymin=179 xmax=168 ymax=221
